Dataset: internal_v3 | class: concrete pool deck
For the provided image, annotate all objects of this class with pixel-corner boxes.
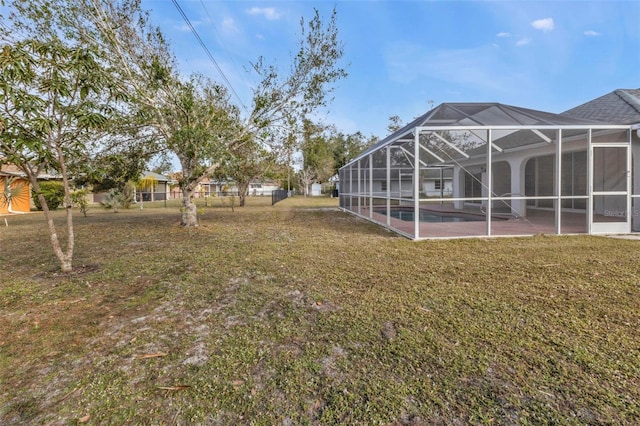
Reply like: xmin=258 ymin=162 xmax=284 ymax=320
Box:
xmin=352 ymin=204 xmax=635 ymax=239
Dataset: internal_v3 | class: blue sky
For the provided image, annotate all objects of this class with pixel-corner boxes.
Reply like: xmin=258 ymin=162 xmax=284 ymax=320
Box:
xmin=142 ymin=0 xmax=640 ymax=140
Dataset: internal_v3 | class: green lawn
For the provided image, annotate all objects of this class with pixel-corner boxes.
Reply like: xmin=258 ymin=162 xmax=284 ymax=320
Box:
xmin=1 ymin=196 xmax=639 ymax=424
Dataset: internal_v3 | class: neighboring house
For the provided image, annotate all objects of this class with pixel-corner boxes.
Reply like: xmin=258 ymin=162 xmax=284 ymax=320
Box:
xmin=0 ymin=164 xmax=62 ymax=214
xmin=192 ymin=177 xmax=237 ymax=198
xmin=325 ymin=175 xmax=340 ymax=194
xmin=340 ymin=88 xmax=640 ymax=239
xmin=91 ymin=171 xmax=175 ymax=204
xmin=311 ymin=183 xmax=322 ymax=196
xmin=248 ymin=180 xmax=280 ymax=197
xmin=136 ymin=171 xmax=174 ymax=202
xmin=170 ymin=177 xmax=281 ymax=199
xmin=422 ymin=168 xmax=453 ymax=197
xmin=0 ymin=164 xmax=31 ymax=214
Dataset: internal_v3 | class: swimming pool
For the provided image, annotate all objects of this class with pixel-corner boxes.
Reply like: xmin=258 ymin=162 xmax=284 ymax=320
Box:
xmin=374 ymin=208 xmax=485 ymax=223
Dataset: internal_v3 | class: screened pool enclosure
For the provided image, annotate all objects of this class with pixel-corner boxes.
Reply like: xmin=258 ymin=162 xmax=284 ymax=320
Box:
xmin=339 ymin=103 xmax=640 ymax=239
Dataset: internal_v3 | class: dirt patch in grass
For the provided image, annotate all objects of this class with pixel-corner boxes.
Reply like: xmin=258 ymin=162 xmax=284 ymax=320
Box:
xmin=1 ymin=196 xmax=640 ymax=424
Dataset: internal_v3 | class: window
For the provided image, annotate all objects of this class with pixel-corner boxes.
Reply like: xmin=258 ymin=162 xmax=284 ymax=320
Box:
xmin=434 ymin=179 xmax=442 ymax=190
xmin=464 ymin=172 xmax=482 ymax=202
xmin=380 ymin=181 xmax=387 ymax=191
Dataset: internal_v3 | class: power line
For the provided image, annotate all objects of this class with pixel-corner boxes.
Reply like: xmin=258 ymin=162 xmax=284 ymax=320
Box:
xmin=198 ymin=0 xmax=246 ymax=88
xmin=171 ymin=0 xmax=249 ymax=114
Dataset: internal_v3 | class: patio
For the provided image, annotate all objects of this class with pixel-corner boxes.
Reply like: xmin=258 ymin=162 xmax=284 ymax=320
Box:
xmin=358 ymin=204 xmax=595 ymax=238
xmin=339 ymin=99 xmax=640 ymax=240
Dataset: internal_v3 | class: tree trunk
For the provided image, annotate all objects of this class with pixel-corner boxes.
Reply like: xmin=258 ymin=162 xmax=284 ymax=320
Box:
xmin=181 ymin=187 xmax=198 ymax=227
xmin=30 ymin=179 xmax=74 ymax=272
xmin=25 ymin=140 xmax=76 ymax=272
xmin=237 ymin=182 xmax=249 ymax=207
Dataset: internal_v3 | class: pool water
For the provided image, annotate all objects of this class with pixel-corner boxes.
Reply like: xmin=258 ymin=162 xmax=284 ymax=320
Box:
xmin=375 ymin=208 xmax=484 ymax=223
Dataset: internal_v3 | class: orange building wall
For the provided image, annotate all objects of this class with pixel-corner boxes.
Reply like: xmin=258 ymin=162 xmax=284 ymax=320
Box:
xmin=0 ymin=177 xmax=31 ymax=214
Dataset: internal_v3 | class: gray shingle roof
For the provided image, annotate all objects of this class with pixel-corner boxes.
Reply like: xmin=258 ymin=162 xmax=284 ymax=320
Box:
xmin=562 ymin=89 xmax=640 ymax=124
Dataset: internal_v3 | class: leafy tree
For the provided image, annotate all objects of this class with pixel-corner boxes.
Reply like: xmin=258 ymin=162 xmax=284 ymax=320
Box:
xmin=239 ymin=8 xmax=347 ymax=201
xmin=215 ymin=139 xmax=275 ymax=207
xmin=296 ymin=123 xmax=376 ymax=195
xmin=295 ymin=119 xmax=343 ymax=196
xmin=0 ymin=27 xmax=121 ymax=272
xmin=246 ymin=8 xmax=347 ymax=140
xmin=301 ymin=119 xmax=335 ymax=185
xmin=387 ymin=115 xmax=404 ymax=133
xmin=163 ymin=76 xmax=240 ymax=225
xmin=149 ymin=154 xmax=174 ymax=175
xmin=262 ymin=143 xmax=297 ymax=193
xmin=5 ymin=0 xmax=347 ymax=232
xmin=62 ymin=0 xmax=240 ymax=226
xmin=90 ymin=2 xmax=345 ymax=225
xmin=278 ymin=130 xmax=299 ymax=194
xmin=76 ymin=148 xmax=149 ymax=193
xmin=70 ymin=187 xmax=90 ymax=217
xmin=331 ymin=130 xmax=376 ymax=176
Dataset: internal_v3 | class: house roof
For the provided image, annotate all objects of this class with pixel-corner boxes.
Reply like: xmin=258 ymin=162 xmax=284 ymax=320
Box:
xmin=561 ymin=89 xmax=640 ymax=125
xmin=0 ymin=164 xmax=23 ymax=177
xmin=0 ymin=164 xmax=60 ymax=180
xmin=350 ymin=102 xmax=605 ymax=165
xmin=142 ymin=171 xmax=171 ymax=183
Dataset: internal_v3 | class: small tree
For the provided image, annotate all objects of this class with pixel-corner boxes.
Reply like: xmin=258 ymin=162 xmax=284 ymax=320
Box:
xmin=0 ymin=34 xmax=119 ymax=272
xmin=298 ymin=167 xmax=316 ymax=197
xmin=216 ymin=139 xmax=275 ymax=207
xmin=70 ymin=187 xmax=90 ymax=217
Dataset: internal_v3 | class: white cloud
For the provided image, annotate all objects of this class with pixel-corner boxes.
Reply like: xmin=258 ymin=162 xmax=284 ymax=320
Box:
xmin=497 ymin=32 xmax=511 ymax=38
xmin=221 ymin=17 xmax=239 ymax=34
xmin=584 ymin=30 xmax=601 ymax=37
xmin=384 ymin=43 xmax=531 ymax=95
xmin=247 ymin=7 xmax=281 ymax=20
xmin=531 ymin=17 xmax=554 ymax=32
xmin=516 ymin=37 xmax=531 ymax=46
xmin=175 ymin=20 xmax=202 ymax=32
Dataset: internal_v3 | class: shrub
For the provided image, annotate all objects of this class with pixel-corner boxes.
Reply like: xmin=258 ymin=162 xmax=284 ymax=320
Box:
xmin=71 ymin=188 xmax=91 ymax=217
xmin=32 ymin=181 xmax=65 ymax=211
xmin=101 ymin=181 xmax=135 ymax=212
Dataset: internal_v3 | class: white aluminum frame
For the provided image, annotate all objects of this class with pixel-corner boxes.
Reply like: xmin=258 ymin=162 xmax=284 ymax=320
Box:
xmin=339 ymin=124 xmax=635 ymax=240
